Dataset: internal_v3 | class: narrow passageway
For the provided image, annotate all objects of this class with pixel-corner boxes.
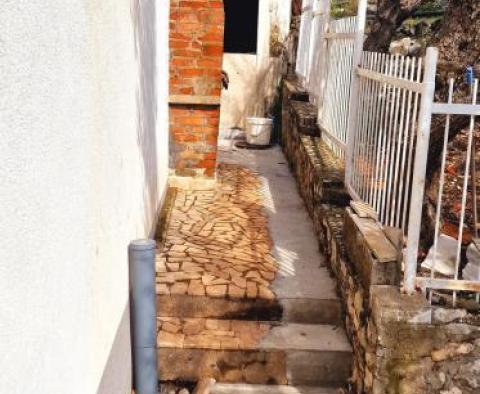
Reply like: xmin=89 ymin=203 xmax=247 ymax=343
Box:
xmin=156 ymin=144 xmax=352 ymax=392
xmin=219 ymin=147 xmax=340 ymax=314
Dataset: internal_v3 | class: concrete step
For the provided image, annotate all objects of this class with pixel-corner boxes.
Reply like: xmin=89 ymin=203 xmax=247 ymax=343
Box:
xmin=157 ymin=294 xmax=342 ymax=325
xmin=211 ymin=384 xmax=340 ymax=394
xmin=158 ymin=319 xmax=352 ymax=387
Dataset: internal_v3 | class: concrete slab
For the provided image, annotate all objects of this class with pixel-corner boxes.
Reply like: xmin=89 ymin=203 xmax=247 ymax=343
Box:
xmin=218 ymin=146 xmax=339 ymax=304
xmin=260 ymin=323 xmax=352 ymax=353
xmin=211 ymin=384 xmax=339 ymax=394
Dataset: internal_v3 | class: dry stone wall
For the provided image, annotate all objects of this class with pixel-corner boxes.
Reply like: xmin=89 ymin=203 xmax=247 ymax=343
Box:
xmin=281 ymin=76 xmax=480 ymax=394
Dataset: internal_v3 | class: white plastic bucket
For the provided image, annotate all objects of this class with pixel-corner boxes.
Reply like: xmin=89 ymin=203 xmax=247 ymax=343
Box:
xmin=245 ymin=117 xmax=273 ymax=146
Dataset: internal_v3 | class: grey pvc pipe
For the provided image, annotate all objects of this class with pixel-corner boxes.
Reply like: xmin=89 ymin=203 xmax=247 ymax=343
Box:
xmin=129 ymin=239 xmax=158 ymax=394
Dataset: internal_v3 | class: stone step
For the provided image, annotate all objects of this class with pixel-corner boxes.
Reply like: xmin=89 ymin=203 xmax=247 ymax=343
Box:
xmin=157 ymin=294 xmax=341 ymax=325
xmin=211 ymin=384 xmax=340 ymax=394
xmin=158 ymin=319 xmax=352 ymax=387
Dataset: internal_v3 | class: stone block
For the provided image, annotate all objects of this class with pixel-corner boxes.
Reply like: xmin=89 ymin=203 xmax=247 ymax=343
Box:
xmin=344 ymin=209 xmax=400 ymax=289
xmin=370 ymin=286 xmax=432 ymax=326
xmin=290 ymin=101 xmax=319 ymax=137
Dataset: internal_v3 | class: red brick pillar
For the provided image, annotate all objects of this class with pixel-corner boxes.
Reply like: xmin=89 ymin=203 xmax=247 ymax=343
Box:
xmin=169 ymin=0 xmax=225 ymax=177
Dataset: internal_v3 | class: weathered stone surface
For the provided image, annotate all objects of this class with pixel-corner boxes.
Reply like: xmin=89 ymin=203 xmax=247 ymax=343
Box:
xmin=155 ymin=164 xmax=279 ymax=308
xmin=159 ymin=348 xmax=287 ymax=384
xmin=206 ymin=285 xmax=227 ymax=298
xmin=157 ymin=294 xmax=282 ymax=321
xmin=158 ymin=330 xmax=185 ymax=348
xmin=158 ymin=318 xmax=273 ymax=353
xmin=171 ymin=282 xmax=189 ymax=295
xmin=246 ymin=282 xmax=258 ymax=299
xmin=188 ymin=280 xmax=206 ymax=297
xmin=281 ymin=84 xmax=349 ymax=209
xmin=343 ymin=209 xmax=400 ymax=289
xmin=228 ymin=284 xmax=245 ymax=299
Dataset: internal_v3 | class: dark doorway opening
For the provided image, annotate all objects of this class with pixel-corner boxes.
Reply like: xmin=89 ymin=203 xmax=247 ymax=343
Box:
xmin=223 ymin=0 xmax=259 ymax=54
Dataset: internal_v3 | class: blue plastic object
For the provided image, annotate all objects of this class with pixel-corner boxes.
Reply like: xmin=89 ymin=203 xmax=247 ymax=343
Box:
xmin=466 ymin=66 xmax=475 ymax=86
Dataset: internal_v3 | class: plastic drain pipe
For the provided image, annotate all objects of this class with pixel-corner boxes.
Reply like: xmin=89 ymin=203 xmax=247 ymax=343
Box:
xmin=129 ymin=239 xmax=158 ymax=394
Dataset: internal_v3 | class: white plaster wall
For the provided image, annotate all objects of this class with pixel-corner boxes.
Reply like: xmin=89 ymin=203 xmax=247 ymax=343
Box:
xmin=0 ymin=1 xmax=169 ymax=393
xmin=220 ymin=54 xmax=258 ymax=129
xmin=219 ymin=0 xmax=291 ymax=130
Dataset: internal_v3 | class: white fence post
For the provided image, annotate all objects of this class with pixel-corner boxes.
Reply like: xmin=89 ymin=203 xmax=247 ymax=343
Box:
xmin=404 ymin=47 xmax=438 ymax=294
xmin=316 ymin=0 xmax=331 ymax=112
xmin=296 ymin=0 xmax=314 ymax=85
xmin=345 ymin=0 xmax=368 ymax=184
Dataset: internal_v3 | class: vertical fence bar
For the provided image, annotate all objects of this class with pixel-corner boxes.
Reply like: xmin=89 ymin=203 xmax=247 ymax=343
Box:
xmin=384 ymin=55 xmax=400 ymax=225
xmin=429 ymin=79 xmax=454 ymax=302
xmin=296 ymin=0 xmax=314 ymax=84
xmin=345 ymin=0 xmax=368 ymax=185
xmin=378 ymin=57 xmax=395 ymax=223
xmin=404 ymin=47 xmax=438 ymax=294
xmin=452 ymin=79 xmax=479 ymax=305
xmin=372 ymin=54 xmax=389 ymax=212
xmin=397 ymin=58 xmax=416 ymax=228
xmin=307 ymin=0 xmax=321 ymax=92
xmin=392 ymin=56 xmax=408 ymax=227
xmin=402 ymin=58 xmax=423 ymax=232
xmin=365 ymin=53 xmax=380 ymax=205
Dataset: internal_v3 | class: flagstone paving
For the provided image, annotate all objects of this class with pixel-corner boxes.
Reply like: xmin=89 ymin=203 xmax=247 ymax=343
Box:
xmin=156 ymin=163 xmax=278 ymax=302
xmin=157 ymin=146 xmax=351 ymax=390
xmin=157 ymin=317 xmax=272 ymax=350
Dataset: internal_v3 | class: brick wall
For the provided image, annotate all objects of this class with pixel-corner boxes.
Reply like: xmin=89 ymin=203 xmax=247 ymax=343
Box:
xmin=169 ymin=0 xmax=225 ymax=177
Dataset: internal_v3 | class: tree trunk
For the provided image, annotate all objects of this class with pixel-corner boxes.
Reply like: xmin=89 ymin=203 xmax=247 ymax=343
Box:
xmin=364 ymin=0 xmax=424 ymax=51
xmin=422 ymin=0 xmax=480 ymax=250
xmin=427 ymin=0 xmax=480 ymax=177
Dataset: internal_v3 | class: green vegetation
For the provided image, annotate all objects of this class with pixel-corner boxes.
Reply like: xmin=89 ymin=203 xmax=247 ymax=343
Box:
xmin=331 ymin=0 xmax=358 ymax=18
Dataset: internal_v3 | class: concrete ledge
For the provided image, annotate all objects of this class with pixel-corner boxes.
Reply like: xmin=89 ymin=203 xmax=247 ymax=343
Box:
xmin=169 ymin=94 xmax=221 ymax=106
xmin=370 ymin=285 xmax=432 ymax=326
xmin=283 ymin=78 xmax=310 ymax=102
xmin=168 ymin=175 xmax=217 ymax=191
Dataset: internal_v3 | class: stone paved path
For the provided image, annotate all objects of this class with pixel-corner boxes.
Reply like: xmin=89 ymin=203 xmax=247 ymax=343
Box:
xmin=156 ymin=164 xmax=278 ymax=301
xmin=156 ymin=146 xmax=351 ymax=390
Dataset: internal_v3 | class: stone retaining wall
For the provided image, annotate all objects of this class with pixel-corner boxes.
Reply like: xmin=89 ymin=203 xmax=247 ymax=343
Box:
xmin=281 ymin=76 xmax=480 ymax=394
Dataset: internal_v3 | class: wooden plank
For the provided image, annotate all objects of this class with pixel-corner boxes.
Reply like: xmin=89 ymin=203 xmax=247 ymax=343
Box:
xmin=350 ymin=213 xmax=398 ymax=263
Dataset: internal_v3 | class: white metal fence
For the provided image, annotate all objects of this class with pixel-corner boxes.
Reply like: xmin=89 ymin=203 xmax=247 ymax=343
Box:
xmin=319 ymin=16 xmax=357 ymax=157
xmin=295 ymin=0 xmax=480 ymax=300
xmin=346 ymin=52 xmax=426 ymax=231
xmin=344 ymin=47 xmax=438 ymax=295
xmin=296 ymin=0 xmax=366 ymax=157
xmin=296 ymin=0 xmax=313 ymax=82
xmin=416 ymin=79 xmax=480 ymax=303
xmin=306 ymin=0 xmax=329 ymax=96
